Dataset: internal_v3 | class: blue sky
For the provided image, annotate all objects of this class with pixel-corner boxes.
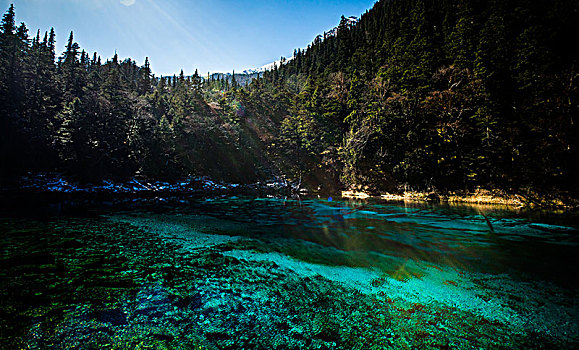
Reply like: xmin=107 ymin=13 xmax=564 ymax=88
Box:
xmin=3 ymin=0 xmax=376 ymax=76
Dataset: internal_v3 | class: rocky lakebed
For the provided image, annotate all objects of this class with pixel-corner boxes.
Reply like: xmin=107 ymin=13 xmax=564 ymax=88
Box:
xmin=1 ymin=194 xmax=577 ymax=349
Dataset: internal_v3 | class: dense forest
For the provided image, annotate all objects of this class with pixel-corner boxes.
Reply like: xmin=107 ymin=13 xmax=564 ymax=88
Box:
xmin=0 ymin=0 xmax=577 ymax=196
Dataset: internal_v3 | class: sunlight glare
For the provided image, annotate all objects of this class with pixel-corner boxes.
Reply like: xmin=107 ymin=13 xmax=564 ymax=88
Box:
xmin=120 ymin=0 xmax=136 ymax=6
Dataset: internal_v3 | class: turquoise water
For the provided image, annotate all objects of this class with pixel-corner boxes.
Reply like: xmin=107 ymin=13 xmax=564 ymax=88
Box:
xmin=1 ymin=194 xmax=577 ymax=348
xmin=198 ymin=197 xmax=579 ymax=283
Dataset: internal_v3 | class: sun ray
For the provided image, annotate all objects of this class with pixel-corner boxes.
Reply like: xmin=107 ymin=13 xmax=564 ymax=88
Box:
xmin=145 ymin=0 xmax=230 ymax=73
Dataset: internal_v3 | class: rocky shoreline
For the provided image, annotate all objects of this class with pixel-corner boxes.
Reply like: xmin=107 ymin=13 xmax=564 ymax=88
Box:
xmin=2 ymin=173 xmax=576 ymax=211
xmin=343 ymin=188 xmax=578 ymax=210
xmin=0 ymin=173 xmax=295 ymax=196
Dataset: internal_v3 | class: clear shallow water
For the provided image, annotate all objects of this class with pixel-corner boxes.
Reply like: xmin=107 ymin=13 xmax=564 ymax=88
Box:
xmin=1 ymin=194 xmax=578 ymax=348
xmin=167 ymin=196 xmax=579 ymax=286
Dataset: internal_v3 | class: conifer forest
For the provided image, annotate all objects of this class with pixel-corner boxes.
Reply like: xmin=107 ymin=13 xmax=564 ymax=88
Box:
xmin=1 ymin=1 xmax=578 ymax=349
xmin=1 ymin=0 xmax=577 ymax=196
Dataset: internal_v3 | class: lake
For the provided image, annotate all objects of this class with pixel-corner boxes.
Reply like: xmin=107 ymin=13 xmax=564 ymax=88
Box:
xmin=1 ymin=193 xmax=577 ymax=349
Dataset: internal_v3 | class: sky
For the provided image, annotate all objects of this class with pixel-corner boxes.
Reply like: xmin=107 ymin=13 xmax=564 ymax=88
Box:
xmin=2 ymin=0 xmax=377 ymax=76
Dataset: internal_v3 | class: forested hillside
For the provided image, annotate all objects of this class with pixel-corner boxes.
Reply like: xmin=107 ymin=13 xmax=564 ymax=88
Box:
xmin=254 ymin=0 xmax=578 ymax=194
xmin=1 ymin=0 xmax=577 ymax=195
xmin=0 ymin=4 xmax=271 ymax=183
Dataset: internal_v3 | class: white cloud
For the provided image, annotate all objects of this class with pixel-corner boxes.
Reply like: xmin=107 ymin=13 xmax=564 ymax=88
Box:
xmin=120 ymin=0 xmax=136 ymax=6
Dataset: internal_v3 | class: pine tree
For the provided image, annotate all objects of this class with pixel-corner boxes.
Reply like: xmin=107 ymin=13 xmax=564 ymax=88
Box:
xmin=59 ymin=31 xmax=85 ymax=101
xmin=137 ymin=57 xmax=151 ymax=95
xmin=231 ymin=69 xmax=237 ymax=89
xmin=0 ymin=4 xmax=24 ymax=116
xmin=192 ymin=68 xmax=201 ymax=95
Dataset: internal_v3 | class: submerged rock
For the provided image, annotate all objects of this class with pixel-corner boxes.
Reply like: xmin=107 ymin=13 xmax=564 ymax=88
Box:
xmin=93 ymin=308 xmax=128 ymax=326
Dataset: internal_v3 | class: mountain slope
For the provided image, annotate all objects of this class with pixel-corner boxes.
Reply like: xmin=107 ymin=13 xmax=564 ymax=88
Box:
xmin=241 ymin=16 xmax=358 ymax=76
xmin=249 ymin=0 xmax=578 ymax=194
xmin=0 ymin=0 xmax=577 ymax=199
